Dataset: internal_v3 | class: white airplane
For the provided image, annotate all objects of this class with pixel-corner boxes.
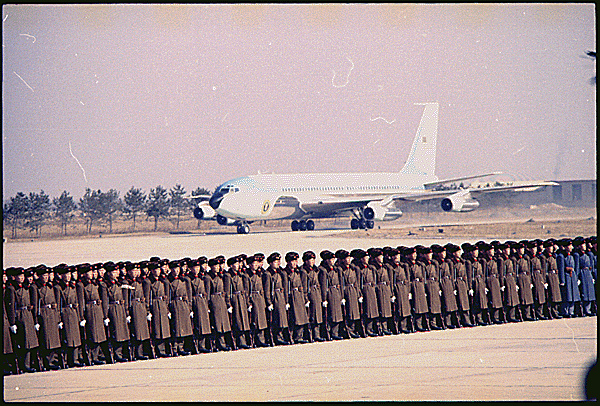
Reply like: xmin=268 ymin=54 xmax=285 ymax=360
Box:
xmin=197 ymin=103 xmax=557 ymax=234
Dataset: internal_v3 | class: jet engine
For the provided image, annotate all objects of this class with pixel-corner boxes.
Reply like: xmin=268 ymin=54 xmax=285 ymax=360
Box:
xmin=364 ymin=201 xmax=403 ymax=221
xmin=193 ymin=202 xmax=216 ymax=220
xmin=216 ymin=214 xmax=237 ymax=226
xmin=441 ymin=191 xmax=480 ymax=212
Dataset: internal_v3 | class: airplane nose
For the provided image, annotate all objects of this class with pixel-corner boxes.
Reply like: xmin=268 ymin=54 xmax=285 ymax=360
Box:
xmin=209 ymin=192 xmax=224 ymax=210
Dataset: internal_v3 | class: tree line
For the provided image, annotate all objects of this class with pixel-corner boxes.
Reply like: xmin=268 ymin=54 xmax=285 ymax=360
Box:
xmin=2 ymin=185 xmax=212 ymax=239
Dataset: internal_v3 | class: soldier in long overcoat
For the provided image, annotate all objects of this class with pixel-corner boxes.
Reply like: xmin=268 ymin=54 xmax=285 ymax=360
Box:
xmin=3 ymin=270 xmax=18 ymax=375
xmin=302 ymin=251 xmax=326 ymax=342
xmin=513 ymin=242 xmax=535 ymax=321
xmin=353 ymin=249 xmax=380 ymax=336
xmin=263 ymin=253 xmax=291 ymax=345
xmin=54 ymin=265 xmax=85 ymax=367
xmin=284 ymin=252 xmax=310 ymax=344
xmin=419 ymin=246 xmax=444 ymax=330
xmin=541 ymin=240 xmax=562 ymax=319
xmin=207 ymin=258 xmax=233 ymax=351
xmin=434 ymin=245 xmax=459 ymax=329
xmin=336 ymin=250 xmax=362 ymax=338
xmin=5 ymin=267 xmax=39 ymax=372
xmin=33 ymin=266 xmax=62 ymax=370
xmin=101 ymin=263 xmax=130 ymax=362
xmin=466 ymin=244 xmax=489 ymax=326
xmin=225 ymin=256 xmax=252 ymax=349
xmin=557 ymin=239 xmax=580 ymax=318
xmin=481 ymin=244 xmax=503 ymax=324
xmin=123 ymin=263 xmax=151 ymax=360
xmin=167 ymin=261 xmax=193 ymax=356
xmin=574 ymin=238 xmax=596 ymax=316
xmin=318 ymin=250 xmax=344 ymax=340
xmin=387 ymin=249 xmax=413 ymax=333
xmin=528 ymin=242 xmax=548 ymax=320
xmin=369 ymin=248 xmax=394 ymax=335
xmin=78 ymin=264 xmax=109 ymax=365
xmin=143 ymin=262 xmax=171 ymax=357
xmin=187 ymin=258 xmax=213 ymax=352
xmin=497 ymin=243 xmax=521 ymax=322
xmin=450 ymin=245 xmax=474 ymax=327
xmin=405 ymin=247 xmax=429 ymax=331
xmin=247 ymin=254 xmax=269 ymax=347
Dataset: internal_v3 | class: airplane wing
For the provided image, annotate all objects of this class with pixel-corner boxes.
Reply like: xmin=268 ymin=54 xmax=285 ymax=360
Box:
xmin=423 ymin=172 xmax=503 ymax=189
xmin=184 ymin=194 xmax=212 ymax=200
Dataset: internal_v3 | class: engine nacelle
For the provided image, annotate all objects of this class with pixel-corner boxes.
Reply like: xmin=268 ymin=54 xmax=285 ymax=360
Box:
xmin=365 ymin=202 xmax=403 ymax=221
xmin=216 ymin=214 xmax=236 ymax=226
xmin=193 ymin=203 xmax=216 ymax=220
xmin=441 ymin=191 xmax=480 ymax=212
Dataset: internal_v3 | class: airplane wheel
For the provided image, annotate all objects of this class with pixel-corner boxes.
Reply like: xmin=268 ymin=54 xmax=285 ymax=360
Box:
xmin=236 ymin=225 xmax=243 ymax=234
xmin=359 ymin=219 xmax=366 ymax=229
xmin=351 ymin=219 xmax=359 ymax=229
xmin=306 ymin=220 xmax=315 ymax=231
xmin=239 ymin=224 xmax=250 ymax=234
xmin=299 ymin=220 xmax=307 ymax=231
xmin=367 ymin=220 xmax=375 ymax=229
xmin=291 ymin=220 xmax=299 ymax=231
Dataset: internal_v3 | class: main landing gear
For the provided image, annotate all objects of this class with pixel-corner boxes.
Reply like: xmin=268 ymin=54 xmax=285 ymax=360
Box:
xmin=290 ymin=219 xmax=315 ymax=232
xmin=350 ymin=208 xmax=375 ymax=230
xmin=236 ymin=223 xmax=250 ymax=234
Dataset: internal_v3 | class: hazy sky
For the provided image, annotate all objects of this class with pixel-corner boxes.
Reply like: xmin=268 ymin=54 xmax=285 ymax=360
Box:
xmin=2 ymin=4 xmax=596 ymax=200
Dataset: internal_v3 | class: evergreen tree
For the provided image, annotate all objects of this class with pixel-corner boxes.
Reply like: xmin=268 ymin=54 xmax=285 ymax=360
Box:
xmin=25 ymin=190 xmax=51 ymax=236
xmin=100 ymin=189 xmax=122 ymax=234
xmin=169 ymin=184 xmax=188 ymax=230
xmin=146 ymin=185 xmax=169 ymax=231
xmin=4 ymin=192 xmax=29 ymax=238
xmin=123 ymin=187 xmax=147 ymax=232
xmin=53 ymin=191 xmax=77 ymax=236
xmin=79 ymin=188 xmax=103 ymax=234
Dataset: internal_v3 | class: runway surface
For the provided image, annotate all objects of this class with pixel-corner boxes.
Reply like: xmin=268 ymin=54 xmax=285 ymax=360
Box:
xmin=4 ymin=228 xmax=506 ymax=269
xmin=4 ymin=316 xmax=596 ymax=401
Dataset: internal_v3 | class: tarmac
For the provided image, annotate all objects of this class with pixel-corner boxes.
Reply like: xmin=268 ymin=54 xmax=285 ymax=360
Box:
xmin=3 ymin=316 xmax=596 ymax=401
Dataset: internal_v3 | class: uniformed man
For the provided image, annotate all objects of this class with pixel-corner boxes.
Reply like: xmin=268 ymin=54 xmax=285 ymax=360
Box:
xmin=418 ymin=246 xmax=444 ymax=330
xmin=450 ymin=244 xmax=474 ymax=327
xmin=405 ymin=246 xmax=429 ymax=332
xmin=318 ymin=250 xmax=344 ymax=340
xmin=284 ymin=252 xmax=310 ymax=344
xmin=498 ymin=242 xmax=521 ymax=322
xmin=388 ymin=248 xmax=414 ymax=333
xmin=247 ymin=254 xmax=270 ymax=347
xmin=528 ymin=241 xmax=548 ymax=320
xmin=336 ymin=249 xmax=362 ymax=338
xmin=54 ymin=264 xmax=85 ymax=367
xmin=370 ymin=248 xmax=394 ymax=335
xmin=187 ymin=258 xmax=212 ymax=353
xmin=207 ymin=258 xmax=233 ymax=351
xmin=301 ymin=251 xmax=326 ymax=342
xmin=123 ymin=263 xmax=151 ymax=360
xmin=101 ymin=262 xmax=130 ymax=362
xmin=541 ymin=240 xmax=562 ymax=319
xmin=33 ymin=265 xmax=63 ymax=370
xmin=353 ymin=249 xmax=380 ymax=336
xmin=79 ymin=264 xmax=110 ymax=365
xmin=144 ymin=261 xmax=172 ymax=357
xmin=167 ymin=261 xmax=193 ymax=355
xmin=513 ymin=241 xmax=535 ymax=321
xmin=264 ymin=253 xmax=291 ymax=345
xmin=3 ymin=269 xmax=18 ymax=375
xmin=481 ymin=243 xmax=504 ymax=324
xmin=434 ymin=245 xmax=459 ymax=329
xmin=225 ymin=256 xmax=252 ymax=349
xmin=467 ymin=243 xmax=489 ymax=326
xmin=574 ymin=237 xmax=596 ymax=317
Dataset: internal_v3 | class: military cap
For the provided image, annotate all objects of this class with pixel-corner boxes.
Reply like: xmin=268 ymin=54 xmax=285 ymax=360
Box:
xmin=104 ymin=262 xmax=117 ymax=272
xmin=542 ymin=239 xmax=555 ymax=248
xmin=417 ymin=246 xmax=432 ymax=254
xmin=302 ymin=251 xmax=316 ymax=261
xmin=573 ymin=236 xmax=585 ymax=246
xmin=189 ymin=259 xmax=200 ymax=267
xmin=35 ymin=265 xmax=49 ymax=275
xmin=320 ymin=250 xmax=335 ymax=260
xmin=208 ymin=258 xmax=219 ymax=267
xmin=198 ymin=256 xmax=208 ymax=265
xmin=490 ymin=240 xmax=500 ymax=247
xmin=512 ymin=241 xmax=525 ymax=249
xmin=139 ymin=261 xmax=150 ymax=269
xmin=285 ymin=252 xmax=299 ymax=262
xmin=25 ymin=267 xmax=36 ymax=277
xmin=387 ymin=248 xmax=400 ymax=257
xmin=403 ymin=246 xmax=417 ymax=255
xmin=77 ymin=263 xmax=91 ymax=273
xmin=478 ymin=242 xmax=492 ymax=251
xmin=125 ymin=262 xmax=138 ymax=271
xmin=587 ymin=236 xmax=596 ymax=244
xmin=350 ymin=249 xmax=368 ymax=259
xmin=217 ymin=255 xmax=226 ymax=264
xmin=382 ymin=246 xmax=393 ymax=257
xmin=369 ymin=248 xmax=383 ymax=257
xmin=524 ymin=240 xmax=537 ymax=248
xmin=446 ymin=244 xmax=461 ymax=253
xmin=147 ymin=262 xmax=160 ymax=270
xmin=227 ymin=256 xmax=239 ymax=266
xmin=253 ymin=253 xmax=265 ymax=262
xmin=53 ymin=264 xmax=69 ymax=275
xmin=6 ymin=267 xmax=24 ymax=276
xmin=335 ymin=249 xmax=350 ymax=259
xmin=159 ymin=259 xmax=170 ymax=266
xmin=461 ymin=243 xmax=473 ymax=252
xmin=238 ymin=254 xmax=248 ymax=261
xmin=149 ymin=256 xmax=161 ymax=262
xmin=267 ymin=252 xmax=281 ymax=263
xmin=431 ymin=244 xmax=444 ymax=253
xmin=496 ymin=242 xmax=509 ymax=250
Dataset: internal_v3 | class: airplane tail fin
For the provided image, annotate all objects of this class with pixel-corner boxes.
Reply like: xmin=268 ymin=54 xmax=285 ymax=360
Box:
xmin=399 ymin=102 xmax=438 ymax=177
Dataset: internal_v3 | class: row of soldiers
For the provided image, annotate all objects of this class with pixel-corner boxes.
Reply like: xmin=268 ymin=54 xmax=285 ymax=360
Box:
xmin=4 ymin=235 xmax=596 ymax=375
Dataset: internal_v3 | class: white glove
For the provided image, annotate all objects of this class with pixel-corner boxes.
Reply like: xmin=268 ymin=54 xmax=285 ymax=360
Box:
xmin=305 ymin=302 xmax=310 ymax=308
xmin=190 ymin=311 xmax=194 ymax=318
xmin=485 ymin=288 xmax=489 ymax=293
xmin=501 ymin=286 xmax=505 ymax=292
xmin=322 ymin=301 xmax=328 ymax=308
xmin=577 ymin=280 xmax=581 ymax=286
xmin=469 ymin=289 xmax=474 ymax=296
xmin=544 ymin=283 xmax=548 ymax=289
xmin=58 ymin=322 xmax=64 ymax=329
xmin=408 ymin=293 xmax=412 ymax=300
xmin=228 ymin=306 xmax=233 ymax=313
xmin=146 ymin=313 xmax=152 ymax=321
xmin=341 ymin=299 xmax=346 ymax=305
xmin=126 ymin=316 xmax=131 ymax=323
xmin=104 ymin=318 xmax=110 ymax=326
xmin=391 ymin=296 xmax=396 ymax=303
xmin=530 ymin=284 xmax=534 ymax=289
xmin=80 ymin=320 xmax=86 ymax=327
xmin=34 ymin=323 xmax=40 ymax=331
xmin=268 ymin=304 xmax=274 ymax=311
xmin=516 ymin=285 xmax=520 ymax=291
xmin=10 ymin=325 xmax=17 ymax=334
xmin=285 ymin=303 xmax=290 ymax=310
xmin=248 ymin=305 xmax=253 ymax=312
xmin=453 ymin=290 xmax=457 ymax=295
xmin=439 ymin=290 xmax=443 ymax=296
xmin=358 ymin=297 xmax=364 ymax=303
xmin=167 ymin=313 xmax=171 ymax=319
